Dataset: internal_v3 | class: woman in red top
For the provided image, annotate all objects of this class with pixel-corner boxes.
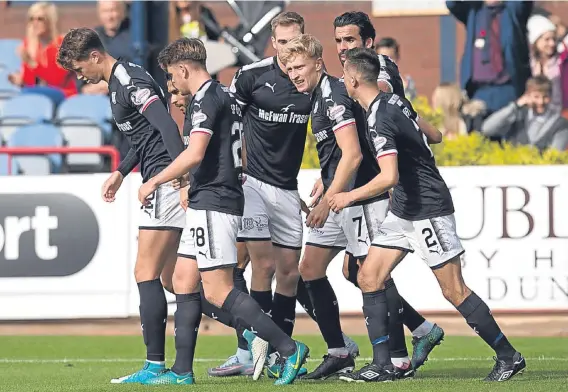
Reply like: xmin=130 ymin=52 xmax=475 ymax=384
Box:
xmin=8 ymin=1 xmax=77 ymax=98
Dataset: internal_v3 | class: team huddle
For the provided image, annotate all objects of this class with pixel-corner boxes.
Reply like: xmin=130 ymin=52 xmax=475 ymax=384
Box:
xmin=56 ymin=10 xmax=526 ymax=385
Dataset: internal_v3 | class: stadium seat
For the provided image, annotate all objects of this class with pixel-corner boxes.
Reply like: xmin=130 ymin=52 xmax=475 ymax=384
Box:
xmin=0 ymin=39 xmax=22 ymax=73
xmin=0 ymin=94 xmax=54 ymax=144
xmin=0 ymin=154 xmax=20 ymax=175
xmin=7 ymin=124 xmax=63 ymax=175
xmin=56 ymin=94 xmax=111 ymax=170
xmin=21 ymin=86 xmax=66 ymax=107
xmin=0 ymin=71 xmax=20 ymax=117
xmin=56 ymin=94 xmax=112 ymax=139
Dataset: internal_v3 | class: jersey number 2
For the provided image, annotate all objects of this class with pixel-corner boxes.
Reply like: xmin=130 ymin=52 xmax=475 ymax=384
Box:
xmin=421 ymin=228 xmax=438 ymax=249
xmin=231 ymin=121 xmax=243 ymax=170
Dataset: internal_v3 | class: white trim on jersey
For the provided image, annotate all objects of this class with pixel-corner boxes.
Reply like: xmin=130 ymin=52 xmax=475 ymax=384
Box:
xmin=332 ymin=118 xmax=356 ymax=133
xmin=191 ymin=128 xmax=213 ymax=136
xmin=139 ymin=95 xmax=159 ymax=113
xmin=376 ymin=149 xmax=398 ymax=159
xmin=241 ymin=56 xmax=274 ymax=72
xmin=114 ymin=64 xmax=132 ymax=86
xmin=236 ymin=98 xmax=246 ymax=107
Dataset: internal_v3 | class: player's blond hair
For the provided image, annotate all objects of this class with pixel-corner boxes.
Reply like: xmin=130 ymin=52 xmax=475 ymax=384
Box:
xmin=280 ymin=34 xmax=323 ymax=65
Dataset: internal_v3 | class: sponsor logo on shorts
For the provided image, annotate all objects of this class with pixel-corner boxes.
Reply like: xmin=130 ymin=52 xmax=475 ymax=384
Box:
xmin=242 ymin=216 xmax=269 ymax=231
xmin=0 ymin=194 xmax=99 ymax=277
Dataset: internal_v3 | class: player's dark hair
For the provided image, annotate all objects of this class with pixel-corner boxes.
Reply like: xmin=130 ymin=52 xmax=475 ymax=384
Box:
xmin=57 ymin=28 xmax=106 ymax=70
xmin=271 ymin=11 xmax=305 ymax=36
xmin=375 ymin=37 xmax=400 ymax=58
xmin=344 ymin=47 xmax=381 ymax=85
xmin=158 ymin=37 xmax=207 ymax=69
xmin=333 ymin=11 xmax=376 ymax=43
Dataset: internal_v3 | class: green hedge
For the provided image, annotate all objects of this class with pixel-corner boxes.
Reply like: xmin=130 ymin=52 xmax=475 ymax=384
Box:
xmin=300 ymin=96 xmax=568 ymax=169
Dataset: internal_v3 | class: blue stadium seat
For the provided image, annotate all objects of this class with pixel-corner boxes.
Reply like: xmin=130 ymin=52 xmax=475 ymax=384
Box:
xmin=0 ymin=39 xmax=22 ymax=73
xmin=0 ymin=154 xmax=20 ymax=175
xmin=21 ymin=86 xmax=66 ymax=107
xmin=7 ymin=124 xmax=63 ymax=175
xmin=56 ymin=94 xmax=112 ymax=139
xmin=56 ymin=94 xmax=111 ymax=170
xmin=0 ymin=94 xmax=54 ymax=143
xmin=0 ymin=70 xmax=20 ymax=117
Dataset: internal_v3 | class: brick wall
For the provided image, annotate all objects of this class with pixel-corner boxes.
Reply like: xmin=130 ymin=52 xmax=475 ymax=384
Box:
xmin=2 ymin=1 xmax=568 ymax=100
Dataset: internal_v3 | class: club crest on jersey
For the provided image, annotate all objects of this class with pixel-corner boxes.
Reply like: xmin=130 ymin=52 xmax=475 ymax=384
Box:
xmin=192 ymin=110 xmax=207 ymax=127
xmin=313 ymin=101 xmax=319 ymax=114
xmin=328 ymin=104 xmax=346 ymax=121
xmin=111 ymin=92 xmax=117 ymax=104
xmin=371 ymin=132 xmax=387 ymax=152
xmin=130 ymin=88 xmax=151 ymax=106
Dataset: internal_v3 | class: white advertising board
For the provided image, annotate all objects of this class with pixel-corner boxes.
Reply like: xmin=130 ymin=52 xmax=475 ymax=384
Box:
xmin=0 ymin=174 xmax=131 ymax=320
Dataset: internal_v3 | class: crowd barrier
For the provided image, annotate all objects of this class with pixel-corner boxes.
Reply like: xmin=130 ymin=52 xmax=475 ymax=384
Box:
xmin=0 ymin=166 xmax=567 ymax=320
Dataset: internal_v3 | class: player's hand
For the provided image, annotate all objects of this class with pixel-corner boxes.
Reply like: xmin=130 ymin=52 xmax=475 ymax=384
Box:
xmin=329 ymin=192 xmax=354 ymax=213
xmin=171 ymin=174 xmax=189 ymax=190
xmin=139 ymin=180 xmax=158 ymax=206
xmin=101 ymin=171 xmax=124 ymax=203
xmin=309 ymin=177 xmax=324 ymax=207
xmin=306 ymin=201 xmax=330 ymax=228
xmin=179 ymin=185 xmax=189 ymax=211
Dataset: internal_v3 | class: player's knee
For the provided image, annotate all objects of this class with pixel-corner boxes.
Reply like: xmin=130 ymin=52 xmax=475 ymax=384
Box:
xmin=357 ymin=266 xmax=382 ymax=292
xmin=299 ymin=259 xmax=323 ymax=281
xmin=251 ymin=256 xmax=276 ymax=279
xmin=276 ymin=264 xmax=300 ymax=285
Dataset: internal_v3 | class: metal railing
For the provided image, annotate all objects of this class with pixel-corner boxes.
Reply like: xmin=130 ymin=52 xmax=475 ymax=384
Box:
xmin=0 ymin=146 xmax=120 ymax=174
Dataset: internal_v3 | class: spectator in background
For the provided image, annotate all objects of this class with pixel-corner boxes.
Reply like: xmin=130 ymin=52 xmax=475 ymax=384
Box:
xmin=432 ymin=82 xmax=487 ymax=139
xmin=79 ymin=0 xmax=133 ymax=95
xmin=481 ymin=76 xmax=568 ymax=151
xmin=527 ymin=14 xmax=568 ymax=110
xmin=375 ymin=37 xmax=417 ymax=100
xmin=174 ymin=1 xmax=219 ymax=41
xmin=8 ymin=1 xmax=77 ymax=99
xmin=447 ymin=1 xmax=533 ymax=115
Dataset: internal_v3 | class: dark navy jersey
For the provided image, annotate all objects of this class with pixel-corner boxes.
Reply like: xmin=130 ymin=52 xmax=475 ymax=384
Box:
xmin=366 ymin=93 xmax=454 ymax=221
xmin=310 ymin=74 xmax=387 ymax=205
xmin=187 ymin=79 xmax=244 ymax=216
xmin=376 ymin=54 xmax=405 ymax=98
xmin=230 ymin=56 xmax=310 ymax=190
xmin=109 ymin=61 xmax=182 ymax=182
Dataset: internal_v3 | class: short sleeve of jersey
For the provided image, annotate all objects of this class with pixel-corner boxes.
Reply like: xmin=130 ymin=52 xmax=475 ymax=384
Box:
xmin=229 ymin=67 xmax=255 ymax=108
xmin=189 ymin=92 xmax=222 ymax=137
xmin=325 ymin=82 xmax=356 ymax=133
xmin=370 ymin=114 xmax=398 ymax=159
xmin=116 ymin=75 xmax=161 ymax=114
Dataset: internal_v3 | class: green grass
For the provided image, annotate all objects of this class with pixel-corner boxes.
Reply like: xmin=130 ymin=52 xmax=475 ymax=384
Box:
xmin=0 ymin=335 xmax=566 ymax=391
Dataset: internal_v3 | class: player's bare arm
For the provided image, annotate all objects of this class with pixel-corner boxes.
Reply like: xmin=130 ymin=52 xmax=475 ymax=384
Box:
xmin=307 ymin=123 xmax=362 ymax=228
xmin=329 ymin=154 xmax=398 ymax=213
xmin=417 ymin=117 xmax=443 ymax=144
xmin=139 ymin=132 xmax=211 ymax=204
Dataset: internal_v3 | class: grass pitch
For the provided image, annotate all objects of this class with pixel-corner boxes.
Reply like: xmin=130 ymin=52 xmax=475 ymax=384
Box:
xmin=0 ymin=335 xmax=566 ymax=392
